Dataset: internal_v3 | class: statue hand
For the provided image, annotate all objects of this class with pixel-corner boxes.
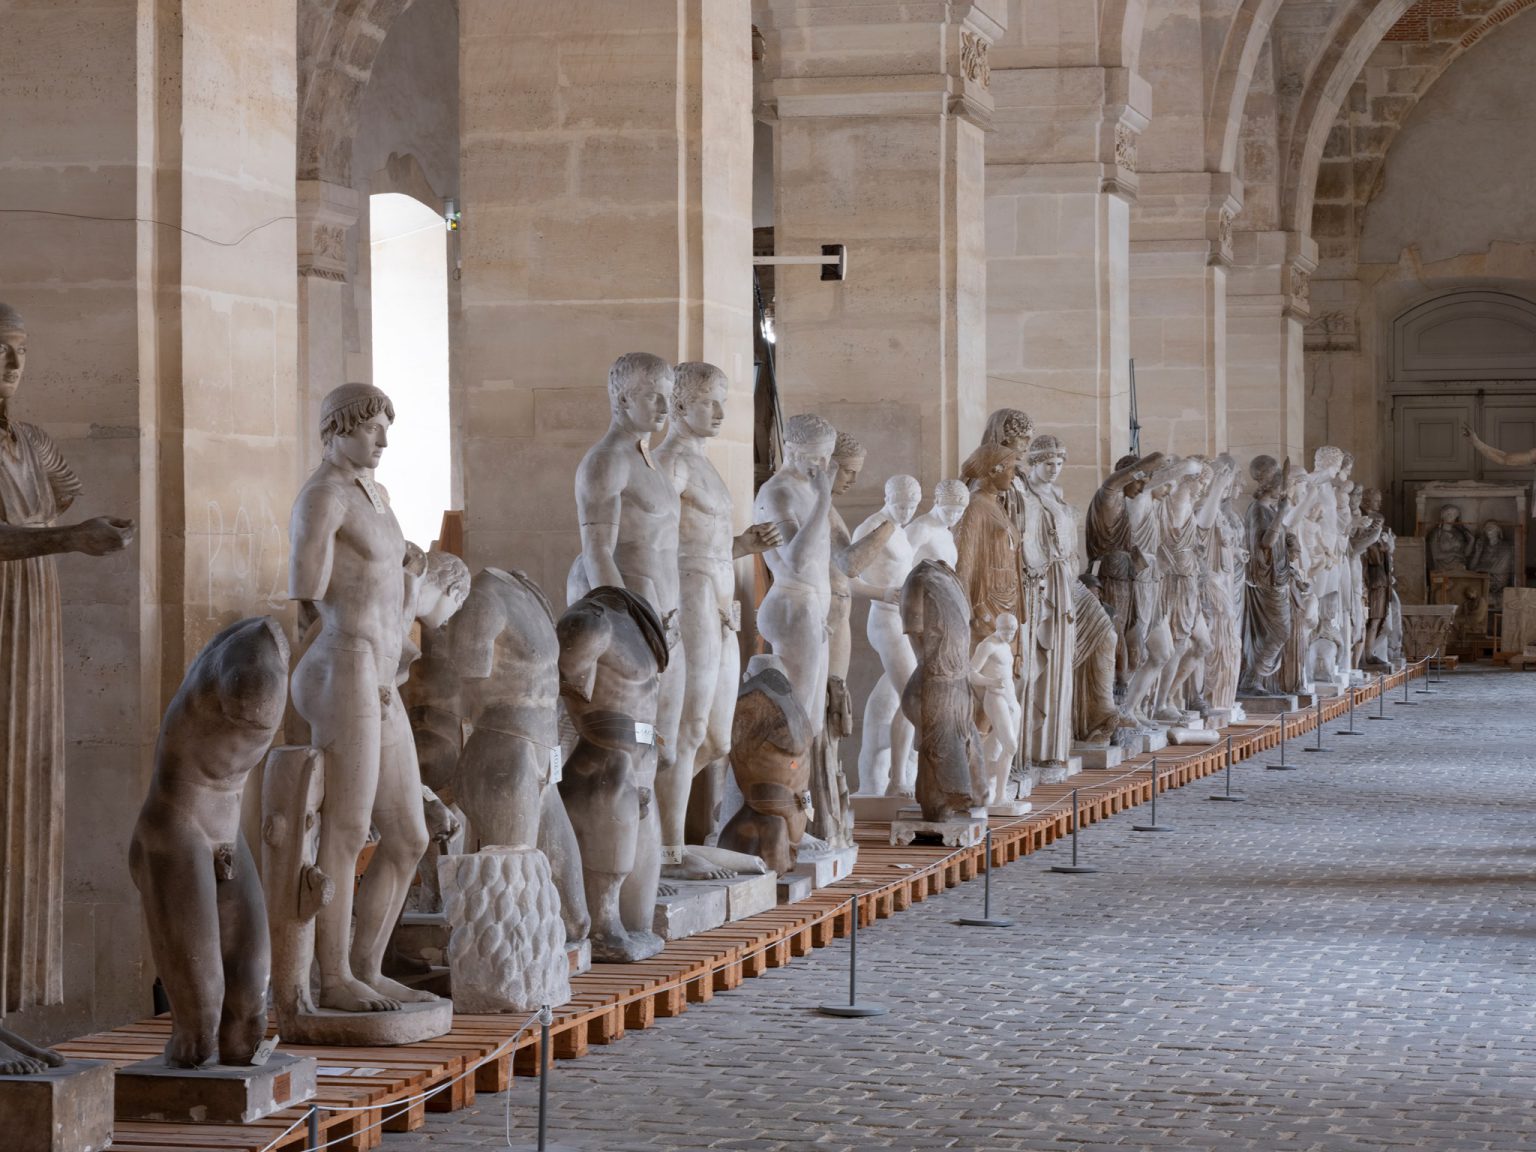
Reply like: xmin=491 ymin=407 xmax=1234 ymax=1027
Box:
xmin=72 ymin=516 xmax=135 ymax=556
xmin=1461 ymin=422 xmax=1473 ymax=440
xmin=741 ymin=521 xmax=783 ymax=553
xmin=881 ymin=585 xmax=902 ymax=605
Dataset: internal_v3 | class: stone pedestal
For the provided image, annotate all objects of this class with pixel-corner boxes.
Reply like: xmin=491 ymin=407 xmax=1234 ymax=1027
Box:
xmin=115 ymin=1053 xmax=316 ymax=1125
xmin=790 ymin=845 xmax=858 ymax=888
xmin=1168 ymin=727 xmax=1220 ymax=745
xmin=567 ymin=940 xmax=592 ymax=977
xmin=653 ymin=873 xmax=778 ymax=941
xmin=777 ymin=873 xmax=814 ymax=904
xmin=284 ymin=999 xmax=453 ymax=1047
xmin=986 ymin=800 xmax=1032 ymax=817
xmin=1143 ymin=729 xmax=1170 ymax=752
xmin=890 ymin=816 xmax=987 ymax=848
xmin=0 ymin=1060 xmax=113 ymax=1152
xmin=1238 ymin=694 xmax=1298 ymax=714
xmin=439 ymin=847 xmax=571 ymax=1014
xmin=850 ymin=795 xmax=910 ymax=824
xmin=1075 ymin=744 xmax=1124 ymax=770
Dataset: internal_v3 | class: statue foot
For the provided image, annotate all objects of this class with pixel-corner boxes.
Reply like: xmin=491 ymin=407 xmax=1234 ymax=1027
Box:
xmin=797 ymin=834 xmax=830 ymax=854
xmin=656 ymin=880 xmax=679 ymax=897
xmin=1153 ymin=706 xmax=1185 ymax=723
xmin=319 ymin=978 xmax=402 ymax=1013
xmin=0 ymin=1027 xmax=65 ymax=1076
xmin=364 ymin=974 xmax=441 ymax=1005
xmin=661 ymin=848 xmax=739 ymax=883
xmin=883 ymin=785 xmax=915 ymax=799
xmin=590 ymin=929 xmax=665 ymax=964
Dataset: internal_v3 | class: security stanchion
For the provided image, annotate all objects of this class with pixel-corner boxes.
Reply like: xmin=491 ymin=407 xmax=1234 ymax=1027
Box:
xmin=817 ymin=899 xmax=888 ymax=1018
xmin=1209 ymin=734 xmax=1245 ymax=802
xmin=508 ymin=1005 xmax=571 ymax=1151
xmin=1368 ymin=670 xmax=1392 ymax=721
xmin=307 ymin=1105 xmax=319 ymax=1151
xmin=1266 ymin=712 xmax=1297 ymax=771
xmin=1416 ymin=655 xmax=1435 ymax=695
xmin=958 ymin=828 xmax=1014 ymax=927
xmin=1398 ymin=665 xmax=1417 ymax=705
xmin=1302 ymin=695 xmax=1331 ymax=754
xmin=1050 ymin=789 xmax=1099 ymax=874
xmin=1335 ymin=684 xmax=1363 ymax=737
xmin=1133 ymin=758 xmax=1173 ymax=832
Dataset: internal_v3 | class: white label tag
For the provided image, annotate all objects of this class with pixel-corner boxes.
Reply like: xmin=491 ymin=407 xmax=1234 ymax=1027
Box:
xmin=549 ymin=746 xmax=563 ymax=785
xmin=634 ymin=722 xmax=655 ymax=746
xmin=356 ymin=476 xmax=388 ymax=514
xmin=250 ymin=1036 xmax=278 ymax=1066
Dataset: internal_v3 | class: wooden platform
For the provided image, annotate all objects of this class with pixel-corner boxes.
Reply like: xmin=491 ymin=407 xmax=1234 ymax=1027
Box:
xmin=52 ymin=666 xmax=1422 ymax=1152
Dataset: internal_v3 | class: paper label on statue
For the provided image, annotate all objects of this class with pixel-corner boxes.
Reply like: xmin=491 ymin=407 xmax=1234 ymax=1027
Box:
xmin=250 ymin=1036 xmax=279 ymax=1066
xmin=638 ymin=440 xmax=656 ymax=470
xmin=634 ymin=721 xmax=655 ymax=745
xmin=549 ymin=746 xmax=563 ymax=784
xmin=356 ymin=475 xmax=388 ymax=514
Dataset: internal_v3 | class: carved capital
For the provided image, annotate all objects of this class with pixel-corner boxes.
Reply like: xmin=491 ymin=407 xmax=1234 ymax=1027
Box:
xmin=960 ymin=30 xmax=991 ymax=88
xmin=1114 ymin=123 xmax=1138 ymax=174
xmin=297 ymin=180 xmax=360 ymax=283
xmin=1284 ymin=264 xmax=1313 ymax=320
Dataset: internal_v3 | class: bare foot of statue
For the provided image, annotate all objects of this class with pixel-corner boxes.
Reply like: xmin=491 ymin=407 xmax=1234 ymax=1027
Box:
xmin=590 ymin=929 xmax=665 ymax=965
xmin=362 ymin=973 xmax=441 ymax=1005
xmin=0 ymin=1026 xmax=65 ymax=1075
xmin=884 ymin=784 xmax=915 ymax=799
xmin=797 ymin=834 xmax=830 ymax=854
xmin=319 ymin=977 xmax=402 ymax=1014
xmin=661 ymin=847 xmax=740 ymax=883
xmin=656 ymin=880 xmax=679 ymax=897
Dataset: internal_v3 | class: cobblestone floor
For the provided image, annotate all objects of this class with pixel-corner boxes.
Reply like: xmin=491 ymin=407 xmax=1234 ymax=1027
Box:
xmin=388 ymin=668 xmax=1536 ymax=1151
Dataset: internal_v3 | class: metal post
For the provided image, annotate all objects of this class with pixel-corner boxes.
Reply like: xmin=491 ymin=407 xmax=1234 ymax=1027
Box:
xmin=1417 ymin=655 xmax=1435 ymax=695
xmin=1303 ymin=695 xmax=1331 ymax=753
xmin=1050 ymin=788 xmax=1099 ymax=874
xmin=959 ymin=829 xmax=1015 ymax=927
xmin=1133 ymin=758 xmax=1173 ymax=832
xmin=1266 ymin=712 xmax=1297 ymax=770
xmin=1210 ymin=734 xmax=1245 ymax=802
xmin=536 ymin=1006 xmax=551 ymax=1152
xmin=1368 ymin=671 xmax=1392 ymax=721
xmin=817 ymin=899 xmax=888 ymax=1017
xmin=1335 ymin=683 xmax=1363 ymax=736
xmin=307 ymin=1105 xmax=320 ymax=1151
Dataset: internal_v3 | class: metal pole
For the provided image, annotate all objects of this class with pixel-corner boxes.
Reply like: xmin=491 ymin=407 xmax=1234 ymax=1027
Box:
xmin=1051 ymin=788 xmax=1099 ymax=874
xmin=1336 ymin=682 xmax=1363 ymax=736
xmin=1417 ymin=655 xmax=1434 ymax=695
xmin=1304 ymin=694 xmax=1331 ymax=753
xmin=1210 ymin=733 xmax=1245 ymax=802
xmin=817 ymin=899 xmax=888 ymax=1017
xmin=1267 ymin=712 xmax=1296 ymax=770
xmin=960 ymin=828 xmax=1015 ymax=927
xmin=536 ymin=1006 xmax=551 ymax=1152
xmin=307 ymin=1105 xmax=319 ymax=1151
xmin=1134 ymin=758 xmax=1173 ymax=832
xmin=1369 ymin=671 xmax=1392 ymax=721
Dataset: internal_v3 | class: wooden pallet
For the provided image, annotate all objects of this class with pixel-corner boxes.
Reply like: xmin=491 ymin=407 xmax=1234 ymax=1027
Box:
xmin=50 ymin=664 xmax=1422 ymax=1152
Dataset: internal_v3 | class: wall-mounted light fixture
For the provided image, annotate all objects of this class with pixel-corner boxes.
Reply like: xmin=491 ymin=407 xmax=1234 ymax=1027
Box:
xmin=752 ymin=243 xmax=848 ymax=282
xmin=444 ymin=198 xmax=461 ymax=232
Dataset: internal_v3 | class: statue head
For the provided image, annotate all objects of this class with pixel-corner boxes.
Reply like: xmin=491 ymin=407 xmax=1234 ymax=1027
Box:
xmin=1362 ymin=487 xmax=1383 ymax=515
xmin=1313 ymin=445 xmax=1344 ymax=478
xmin=884 ymin=475 xmax=922 ymax=526
xmin=982 ymin=408 xmax=1035 ymax=455
xmin=607 ymin=352 xmax=674 ymax=435
xmin=831 ymin=431 xmax=866 ymax=495
xmin=932 ymin=478 xmax=970 ymax=527
xmin=320 ymin=382 xmax=395 ymax=471
xmin=1349 ymin=483 xmax=1364 ymax=514
xmin=962 ymin=442 xmax=1022 ymax=493
xmin=1482 ymin=519 xmax=1504 ymax=544
xmin=1439 ymin=504 xmax=1462 ymax=525
xmin=994 ymin=612 xmax=1019 ymax=645
xmin=1026 ymin=434 xmax=1067 ymax=483
xmin=0 ymin=302 xmax=26 ymax=402
xmin=418 ymin=550 xmax=472 ymax=629
xmin=670 ymin=362 xmax=727 ymax=439
xmin=783 ymin=413 xmax=837 ymax=472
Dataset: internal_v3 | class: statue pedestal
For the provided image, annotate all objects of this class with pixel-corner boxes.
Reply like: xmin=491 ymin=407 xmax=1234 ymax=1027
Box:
xmin=1074 ymin=744 xmax=1123 ymax=770
xmin=1142 ymin=729 xmax=1169 ymax=752
xmin=789 ymin=845 xmax=858 ymax=888
xmin=1238 ymin=694 xmax=1298 ymax=714
xmin=283 ymin=998 xmax=453 ymax=1047
xmin=1 ymin=1060 xmax=114 ymax=1152
xmin=986 ymin=800 xmax=1032 ymax=817
xmin=890 ymin=815 xmax=986 ymax=848
xmin=115 ymin=1053 xmax=316 ymax=1124
xmin=567 ymin=940 xmax=592 ymax=976
xmin=777 ymin=872 xmax=815 ymax=904
xmin=849 ymin=795 xmax=909 ymax=823
xmin=653 ymin=873 xmax=778 ymax=941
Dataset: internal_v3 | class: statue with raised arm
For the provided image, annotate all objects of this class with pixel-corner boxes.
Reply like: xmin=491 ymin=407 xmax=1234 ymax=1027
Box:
xmin=653 ymin=362 xmax=781 ymax=872
xmin=1463 ymin=421 xmax=1536 ymax=490
xmin=851 ymin=475 xmax=922 ymax=798
xmin=1087 ymin=453 xmax=1161 ymax=689
xmin=288 ymin=382 xmax=446 ymax=1028
xmin=1160 ymin=456 xmax=1228 ymax=715
xmin=0 ymin=303 xmax=134 ymax=1073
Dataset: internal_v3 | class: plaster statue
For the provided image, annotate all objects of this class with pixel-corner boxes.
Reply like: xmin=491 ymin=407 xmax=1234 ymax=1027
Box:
xmin=556 ymin=585 xmax=669 ymax=964
xmin=1292 ymin=472 xmax=1332 ymax=694
xmin=1204 ymin=458 xmax=1247 ymax=714
xmin=906 ymin=480 xmax=970 ymax=566
xmin=451 ymin=566 xmax=590 ymax=947
xmin=260 ymin=747 xmax=332 ymax=1041
xmin=1086 ymin=452 xmax=1162 ymax=689
xmin=1425 ymin=503 xmax=1475 ymax=573
xmin=1360 ymin=490 xmax=1393 ymax=667
xmin=1158 ymin=457 xmax=1226 ymax=717
xmin=1470 ymin=520 xmax=1515 ymax=604
xmin=288 ymin=381 xmax=439 ymax=1014
xmin=955 ymin=442 xmax=1025 ymax=654
xmin=0 ymin=303 xmax=134 ymax=1060
xmin=1239 ymin=456 xmax=1297 ymax=697
xmin=851 ymin=474 xmax=922 ymax=798
xmin=1071 ymin=582 xmax=1126 ymax=747
xmin=1463 ymin=421 xmax=1536 ymax=504
xmin=1018 ymin=435 xmax=1077 ymax=778
xmin=653 ymin=362 xmax=781 ymax=860
xmin=970 ymin=613 xmax=1021 ymax=805
xmin=1121 ymin=457 xmax=1189 ymax=723
xmin=1383 ymin=529 xmax=1406 ymax=664
xmin=129 ymin=617 xmax=289 ymax=1067
xmin=1347 ymin=485 xmax=1384 ymax=668
xmin=900 ymin=559 xmax=988 ymax=822
xmin=719 ymin=654 xmax=814 ymax=875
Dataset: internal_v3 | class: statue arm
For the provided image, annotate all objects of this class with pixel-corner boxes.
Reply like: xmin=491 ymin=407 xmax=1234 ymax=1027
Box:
xmin=1195 ymin=460 xmax=1234 ymax=529
xmin=0 ymin=521 xmax=128 ymax=562
xmin=575 ymin=451 xmax=627 ymax=590
xmin=289 ymin=484 xmax=346 ymax=603
xmin=1463 ymin=423 xmax=1536 ymax=466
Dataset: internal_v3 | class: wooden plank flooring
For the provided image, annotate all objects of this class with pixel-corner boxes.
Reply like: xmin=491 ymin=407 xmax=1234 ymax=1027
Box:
xmin=51 ymin=666 xmax=1420 ymax=1152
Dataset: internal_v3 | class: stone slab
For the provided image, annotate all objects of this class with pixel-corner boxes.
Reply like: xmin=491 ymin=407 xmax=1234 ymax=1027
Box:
xmin=0 ymin=1059 xmax=114 ymax=1152
xmin=115 ymin=1052 xmax=316 ymax=1125
xmin=1074 ymin=744 xmax=1124 ymax=770
xmin=1143 ymin=730 xmax=1169 ymax=752
xmin=789 ymin=845 xmax=857 ymax=887
xmin=721 ymin=871 xmax=778 ymax=921
xmin=653 ymin=882 xmax=728 ymax=940
xmin=1203 ymin=708 xmax=1232 ymax=729
xmin=986 ymin=800 xmax=1032 ymax=816
xmin=849 ymin=795 xmax=910 ymax=823
xmin=890 ymin=816 xmax=987 ymax=848
xmin=1238 ymin=695 xmax=1299 ymax=714
xmin=567 ymin=940 xmax=592 ymax=977
xmin=777 ymin=872 xmax=814 ymax=904
xmin=284 ymin=997 xmax=453 ymax=1047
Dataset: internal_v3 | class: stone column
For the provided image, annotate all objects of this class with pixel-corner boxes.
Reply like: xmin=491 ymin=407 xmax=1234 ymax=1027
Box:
xmin=457 ymin=0 xmax=754 ymax=595
xmin=1129 ymin=173 xmax=1242 ymax=456
xmin=758 ymin=0 xmax=1004 ymax=509
xmin=1227 ymin=231 xmax=1316 ymax=465
xmin=986 ymin=63 xmax=1149 ymax=509
xmin=296 ymin=180 xmax=361 ymax=477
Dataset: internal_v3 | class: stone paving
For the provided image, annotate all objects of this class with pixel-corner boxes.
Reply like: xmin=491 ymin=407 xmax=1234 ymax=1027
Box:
xmin=387 ymin=668 xmax=1536 ymax=1151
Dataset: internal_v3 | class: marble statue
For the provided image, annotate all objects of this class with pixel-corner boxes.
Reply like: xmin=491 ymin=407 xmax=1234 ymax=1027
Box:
xmin=1470 ymin=520 xmax=1516 ymax=604
xmin=129 ymin=617 xmax=289 ymax=1067
xmin=1239 ymin=456 xmax=1296 ymax=697
xmin=654 ymin=362 xmax=781 ymax=857
xmin=1018 ymin=435 xmax=1077 ymax=779
xmin=970 ymin=613 xmax=1021 ymax=805
xmin=451 ymin=566 xmax=590 ymax=948
xmin=955 ymin=442 xmax=1025 ymax=653
xmin=0 ymin=303 xmax=134 ymax=1064
xmin=906 ymin=479 xmax=969 ymax=566
xmin=288 ymin=381 xmax=440 ymax=1016
xmin=1204 ymin=456 xmax=1247 ymax=714
xmin=1087 ymin=453 xmax=1161 ymax=689
xmin=556 ymin=585 xmax=669 ymax=963
xmin=851 ymin=474 xmax=922 ymax=798
xmin=900 ymin=559 xmax=988 ymax=822
xmin=1425 ymin=504 xmax=1475 ymax=573
xmin=719 ymin=655 xmax=814 ymax=875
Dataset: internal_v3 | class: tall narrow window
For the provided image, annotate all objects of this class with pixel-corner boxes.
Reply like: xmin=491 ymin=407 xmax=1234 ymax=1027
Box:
xmin=370 ymin=192 xmax=451 ymax=547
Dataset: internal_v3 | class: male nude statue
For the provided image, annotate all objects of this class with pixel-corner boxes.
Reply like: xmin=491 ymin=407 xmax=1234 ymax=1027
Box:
xmin=905 ymin=479 xmax=970 ymax=567
xmin=289 ymin=382 xmax=438 ymax=1013
xmin=653 ymin=362 xmax=781 ymax=874
xmin=970 ymin=612 xmax=1022 ymax=806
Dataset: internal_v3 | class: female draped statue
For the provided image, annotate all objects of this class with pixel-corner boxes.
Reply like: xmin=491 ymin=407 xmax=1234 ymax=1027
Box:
xmin=1017 ymin=435 xmax=1076 ymax=778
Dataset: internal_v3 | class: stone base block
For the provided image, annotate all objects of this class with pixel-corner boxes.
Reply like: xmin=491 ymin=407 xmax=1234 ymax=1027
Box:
xmin=1168 ymin=727 xmax=1220 ymax=745
xmin=986 ymin=800 xmax=1032 ymax=816
xmin=1074 ymin=744 xmax=1123 ymax=770
xmin=115 ymin=1052 xmax=316 ymax=1125
xmin=1112 ymin=728 xmax=1147 ymax=754
xmin=849 ymin=794 xmax=910 ymax=823
xmin=283 ymin=997 xmax=453 ymax=1047
xmin=1 ymin=1060 xmax=114 ymax=1152
xmin=777 ymin=872 xmax=814 ymax=904
xmin=789 ymin=845 xmax=857 ymax=887
xmin=1182 ymin=714 xmax=1206 ymax=730
xmin=653 ymin=883 xmax=728 ymax=940
xmin=721 ymin=872 xmax=778 ymax=920
xmin=1238 ymin=694 xmax=1298 ymax=714
xmin=1203 ymin=708 xmax=1232 ymax=729
xmin=890 ymin=816 xmax=986 ymax=848
xmin=567 ymin=940 xmax=592 ymax=976
xmin=1143 ymin=730 xmax=1169 ymax=752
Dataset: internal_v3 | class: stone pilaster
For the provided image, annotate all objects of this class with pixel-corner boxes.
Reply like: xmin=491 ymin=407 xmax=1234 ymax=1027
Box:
xmin=1226 ymin=230 xmax=1316 ymax=466
xmin=296 ymin=180 xmax=361 ymax=476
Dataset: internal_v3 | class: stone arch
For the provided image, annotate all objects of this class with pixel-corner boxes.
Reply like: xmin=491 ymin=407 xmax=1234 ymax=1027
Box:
xmin=1391 ymin=289 xmax=1536 ymax=384
xmin=1205 ymin=0 xmax=1284 ymax=173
